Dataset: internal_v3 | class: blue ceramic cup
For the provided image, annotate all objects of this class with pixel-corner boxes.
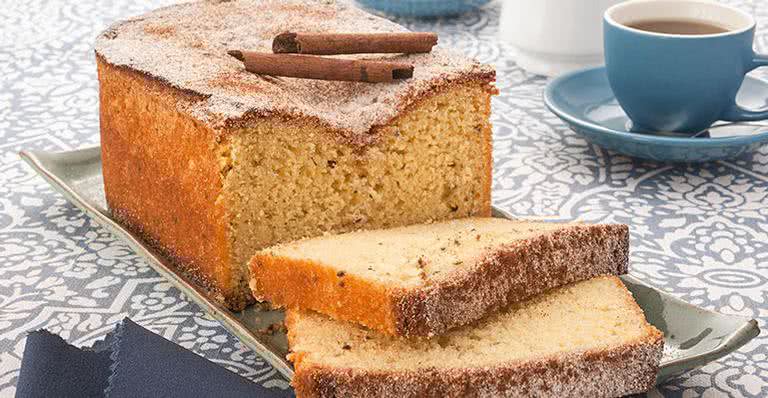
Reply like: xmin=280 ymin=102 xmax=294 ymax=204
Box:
xmin=604 ymin=0 xmax=768 ymax=133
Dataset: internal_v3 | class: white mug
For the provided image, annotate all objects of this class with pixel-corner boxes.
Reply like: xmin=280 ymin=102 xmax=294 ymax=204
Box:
xmin=500 ymin=0 xmax=625 ymax=77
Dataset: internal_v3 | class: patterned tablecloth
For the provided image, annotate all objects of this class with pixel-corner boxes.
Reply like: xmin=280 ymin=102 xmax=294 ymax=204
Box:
xmin=1 ymin=1 xmax=767 ymax=396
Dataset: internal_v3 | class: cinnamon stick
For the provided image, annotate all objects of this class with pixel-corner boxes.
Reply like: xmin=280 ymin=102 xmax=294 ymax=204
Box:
xmin=227 ymin=50 xmax=413 ymax=83
xmin=272 ymin=32 xmax=438 ymax=55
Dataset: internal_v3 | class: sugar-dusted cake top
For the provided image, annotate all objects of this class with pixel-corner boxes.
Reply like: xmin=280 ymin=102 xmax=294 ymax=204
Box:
xmin=95 ymin=0 xmax=495 ymax=135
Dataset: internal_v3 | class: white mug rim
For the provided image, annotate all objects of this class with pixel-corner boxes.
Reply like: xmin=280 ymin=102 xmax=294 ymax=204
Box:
xmin=604 ymin=0 xmax=755 ymax=39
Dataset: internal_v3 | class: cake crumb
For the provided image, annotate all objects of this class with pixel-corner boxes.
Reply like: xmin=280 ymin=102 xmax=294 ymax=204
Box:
xmin=257 ymin=322 xmax=285 ymax=335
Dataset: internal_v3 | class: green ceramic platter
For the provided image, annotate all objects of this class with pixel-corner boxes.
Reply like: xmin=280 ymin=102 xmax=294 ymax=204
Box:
xmin=20 ymin=147 xmax=760 ymax=384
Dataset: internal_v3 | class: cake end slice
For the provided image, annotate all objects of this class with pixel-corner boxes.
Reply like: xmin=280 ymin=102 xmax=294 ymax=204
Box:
xmin=250 ymin=217 xmax=629 ymax=337
xmin=286 ymin=276 xmax=664 ymax=398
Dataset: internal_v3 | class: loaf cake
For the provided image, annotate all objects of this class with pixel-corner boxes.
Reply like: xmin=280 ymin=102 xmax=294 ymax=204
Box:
xmin=95 ymin=0 xmax=495 ymax=309
xmin=250 ymin=218 xmax=629 ymax=337
xmin=286 ymin=276 xmax=664 ymax=398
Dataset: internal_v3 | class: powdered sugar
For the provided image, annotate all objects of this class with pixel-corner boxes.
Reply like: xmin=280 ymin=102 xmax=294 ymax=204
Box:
xmin=95 ymin=0 xmax=494 ymax=135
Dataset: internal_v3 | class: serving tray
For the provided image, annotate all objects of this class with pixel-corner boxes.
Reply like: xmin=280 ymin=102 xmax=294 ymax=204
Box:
xmin=20 ymin=146 xmax=760 ymax=384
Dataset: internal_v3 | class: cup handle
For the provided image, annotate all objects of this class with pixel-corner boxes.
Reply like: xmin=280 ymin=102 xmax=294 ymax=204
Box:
xmin=722 ymin=52 xmax=768 ymax=122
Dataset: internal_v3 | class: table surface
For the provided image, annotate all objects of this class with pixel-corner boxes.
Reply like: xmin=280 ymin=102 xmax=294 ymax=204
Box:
xmin=2 ymin=1 xmax=767 ymax=397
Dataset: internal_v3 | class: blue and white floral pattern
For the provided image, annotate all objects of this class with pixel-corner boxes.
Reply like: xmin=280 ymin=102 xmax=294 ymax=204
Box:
xmin=1 ymin=1 xmax=766 ymax=396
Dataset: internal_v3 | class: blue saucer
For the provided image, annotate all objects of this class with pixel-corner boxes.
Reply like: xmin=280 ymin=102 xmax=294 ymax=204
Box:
xmin=544 ymin=67 xmax=768 ymax=162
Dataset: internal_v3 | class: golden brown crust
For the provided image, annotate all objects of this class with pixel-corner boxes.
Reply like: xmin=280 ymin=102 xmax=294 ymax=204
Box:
xmin=251 ymin=224 xmax=629 ymax=336
xmin=98 ymin=56 xmax=250 ymax=310
xmin=251 ymin=256 xmax=398 ymax=334
xmin=290 ymin=336 xmax=663 ymax=398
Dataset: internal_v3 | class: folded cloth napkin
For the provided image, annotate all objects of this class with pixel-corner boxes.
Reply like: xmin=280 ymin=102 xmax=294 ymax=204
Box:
xmin=15 ymin=318 xmax=294 ymax=398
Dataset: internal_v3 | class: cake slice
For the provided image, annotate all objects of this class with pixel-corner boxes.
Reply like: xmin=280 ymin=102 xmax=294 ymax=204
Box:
xmin=250 ymin=217 xmax=629 ymax=337
xmin=95 ymin=0 xmax=495 ymax=310
xmin=286 ymin=276 xmax=664 ymax=398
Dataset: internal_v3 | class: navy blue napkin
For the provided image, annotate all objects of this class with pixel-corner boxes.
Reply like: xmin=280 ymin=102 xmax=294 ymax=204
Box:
xmin=16 ymin=318 xmax=294 ymax=398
